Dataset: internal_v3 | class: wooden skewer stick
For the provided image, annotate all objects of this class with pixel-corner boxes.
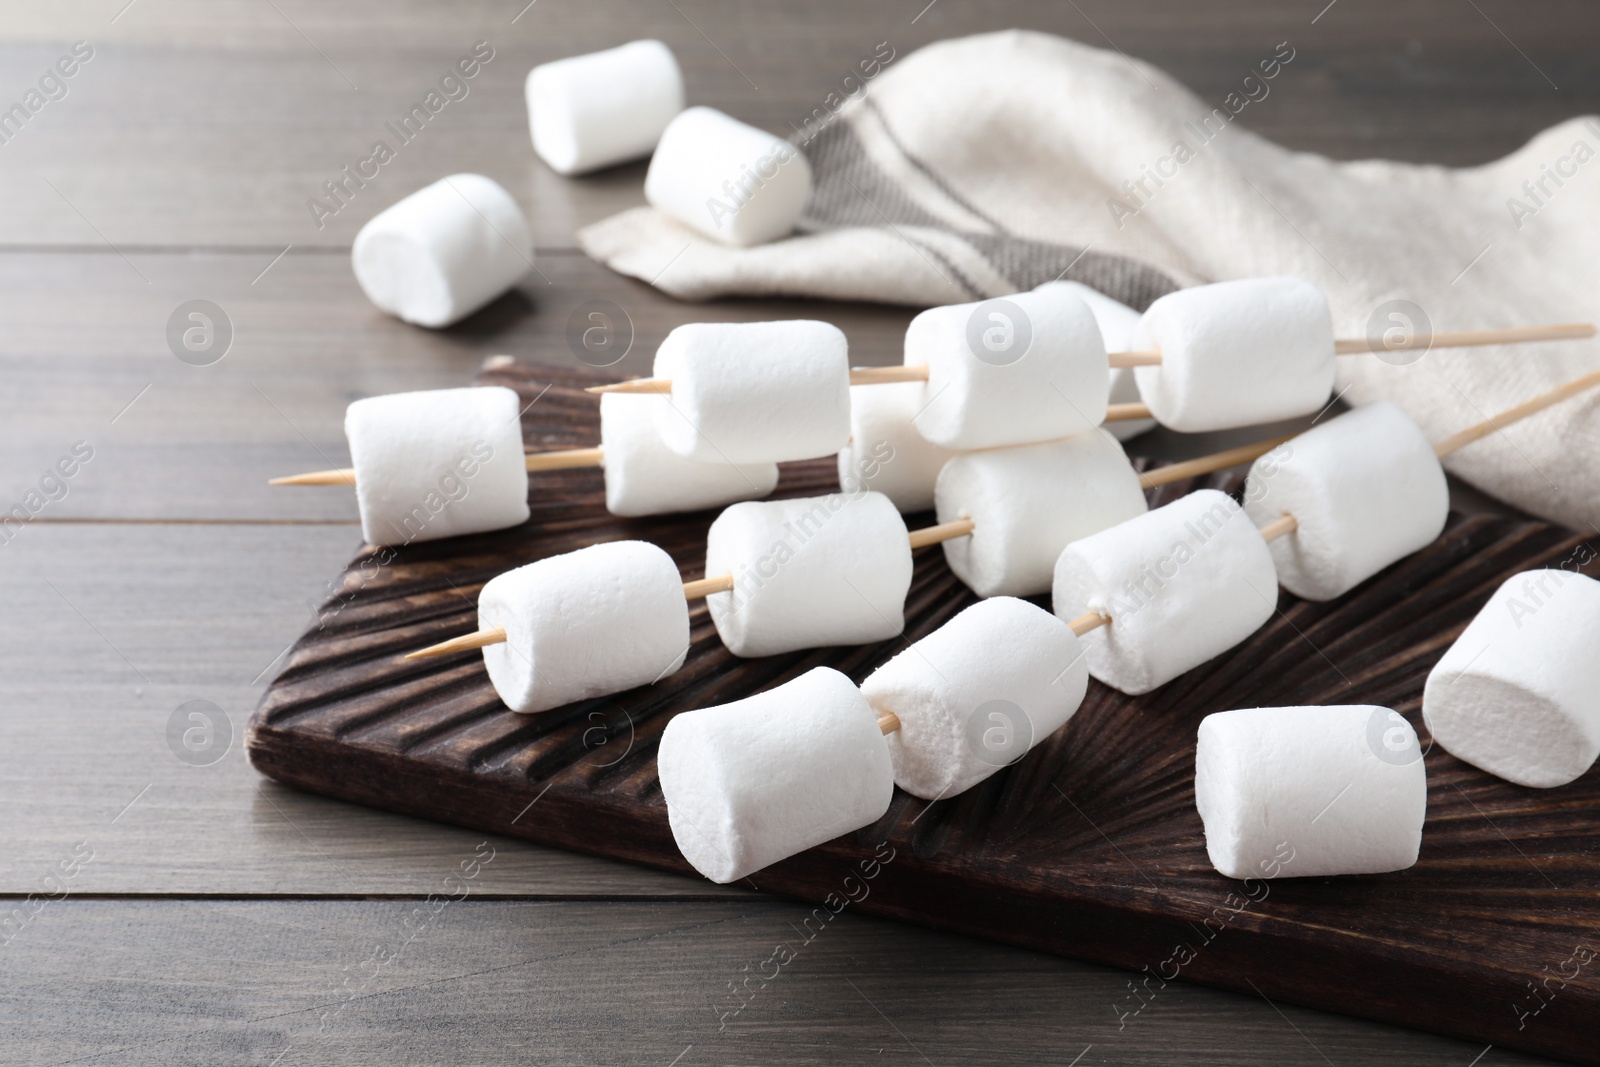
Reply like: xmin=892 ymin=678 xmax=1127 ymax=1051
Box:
xmin=1256 ymin=513 xmax=1299 ymax=543
xmin=1432 ymin=366 xmax=1600 ymax=459
xmin=1137 ymin=433 xmax=1295 ymax=490
xmin=272 ymin=448 xmax=607 ymax=487
xmin=587 ymin=322 xmax=1596 ymax=397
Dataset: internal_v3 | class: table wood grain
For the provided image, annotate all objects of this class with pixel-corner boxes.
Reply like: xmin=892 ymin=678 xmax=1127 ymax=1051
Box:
xmin=0 ymin=0 xmax=1591 ymax=1062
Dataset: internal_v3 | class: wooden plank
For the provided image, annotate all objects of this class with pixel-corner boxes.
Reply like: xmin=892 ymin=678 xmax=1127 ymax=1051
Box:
xmin=0 ymin=0 xmax=1593 ymax=247
xmin=248 ymin=363 xmax=1600 ymax=1063
xmin=0 ymin=900 xmax=1557 ymax=1065
xmin=0 ymin=519 xmax=735 ymax=896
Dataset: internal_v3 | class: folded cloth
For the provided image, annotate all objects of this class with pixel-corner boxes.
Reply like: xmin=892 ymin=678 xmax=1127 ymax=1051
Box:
xmin=580 ymin=30 xmax=1600 ymax=531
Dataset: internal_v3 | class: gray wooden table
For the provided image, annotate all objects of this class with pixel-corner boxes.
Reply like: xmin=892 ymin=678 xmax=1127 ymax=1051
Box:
xmin=1 ymin=2 xmax=1590 ymax=1063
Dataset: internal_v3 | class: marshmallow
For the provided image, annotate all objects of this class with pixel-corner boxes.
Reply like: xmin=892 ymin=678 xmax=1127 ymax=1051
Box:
xmin=478 ymin=541 xmax=689 ymax=714
xmin=1245 ymin=402 xmax=1448 ymax=601
xmin=906 ymin=286 xmax=1110 ymax=450
xmin=705 ymin=491 xmax=912 ymax=657
xmin=658 ymin=667 xmax=894 ymax=883
xmin=526 ymin=40 xmax=684 ymax=175
xmin=1133 ymin=277 xmax=1336 ymax=432
xmin=644 ymin=106 xmax=812 ymax=246
xmin=1053 ymin=489 xmax=1278 ymax=694
xmin=935 ymin=431 xmax=1148 ymax=598
xmin=1423 ymin=569 xmax=1600 ymax=788
xmin=351 ymin=174 xmax=532 ymax=328
xmin=836 ymin=382 xmax=955 ymax=513
xmin=345 ymin=386 xmax=530 ymax=546
xmin=599 ymin=393 xmax=778 ymax=517
xmin=1035 ymin=281 xmax=1155 ymax=442
xmin=652 ymin=320 xmax=850 ymax=464
xmin=862 ymin=598 xmax=1088 ymax=800
xmin=1195 ymin=705 xmax=1427 ymax=879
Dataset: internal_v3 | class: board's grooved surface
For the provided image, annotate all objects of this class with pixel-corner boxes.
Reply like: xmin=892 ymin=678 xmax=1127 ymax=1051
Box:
xmin=248 ymin=363 xmax=1600 ymax=1065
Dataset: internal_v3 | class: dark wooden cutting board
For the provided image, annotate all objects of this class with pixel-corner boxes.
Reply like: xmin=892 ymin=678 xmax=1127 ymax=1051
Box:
xmin=248 ymin=361 xmax=1600 ymax=1064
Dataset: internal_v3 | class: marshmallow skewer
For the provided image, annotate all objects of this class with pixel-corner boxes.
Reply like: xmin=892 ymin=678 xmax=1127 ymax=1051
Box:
xmin=403 ymin=432 xmax=1287 ymax=663
xmin=588 ymin=322 xmax=1595 ymax=395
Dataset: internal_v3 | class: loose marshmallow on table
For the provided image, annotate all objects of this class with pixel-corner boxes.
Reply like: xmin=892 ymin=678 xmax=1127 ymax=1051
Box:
xmin=478 ymin=541 xmax=689 ymax=714
xmin=645 ymin=106 xmax=813 ymax=246
xmin=863 ymin=598 xmax=1088 ymax=799
xmin=1133 ymin=277 xmax=1336 ymax=432
xmin=837 ymin=382 xmax=956 ymax=514
xmin=526 ymin=40 xmax=683 ymax=175
xmin=658 ymin=666 xmax=893 ymax=883
xmin=345 ymin=386 xmax=530 ymax=546
xmin=352 ymin=174 xmax=532 ymax=328
xmin=935 ymin=430 xmax=1148 ymax=598
xmin=705 ymin=491 xmax=912 ymax=657
xmin=1245 ymin=401 xmax=1448 ymax=601
xmin=1053 ymin=489 xmax=1278 ymax=695
xmin=599 ymin=393 xmax=778 ymax=517
xmin=1035 ymin=281 xmax=1156 ymax=442
xmin=907 ymin=285 xmax=1110 ymax=451
xmin=1423 ymin=569 xmax=1600 ymax=788
xmin=1196 ymin=705 xmax=1427 ymax=879
xmin=652 ymin=320 xmax=850 ymax=464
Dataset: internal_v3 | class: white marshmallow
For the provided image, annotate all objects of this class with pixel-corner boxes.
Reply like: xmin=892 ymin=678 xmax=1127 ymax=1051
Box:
xmin=526 ymin=40 xmax=684 ymax=176
xmin=1195 ymin=705 xmax=1427 ymax=879
xmin=1423 ymin=569 xmax=1600 ymax=788
xmin=351 ymin=174 xmax=532 ymax=328
xmin=345 ymin=386 xmax=530 ymax=546
xmin=705 ymin=491 xmax=912 ymax=657
xmin=836 ymin=383 xmax=955 ymax=514
xmin=478 ymin=541 xmax=689 ymax=714
xmin=1034 ymin=281 xmax=1155 ymax=441
xmin=599 ymin=393 xmax=778 ymax=517
xmin=1245 ymin=402 xmax=1448 ymax=601
xmin=862 ymin=598 xmax=1088 ymax=800
xmin=1133 ymin=277 xmax=1336 ymax=432
xmin=1053 ymin=489 xmax=1278 ymax=694
xmin=935 ymin=431 xmax=1148 ymax=598
xmin=652 ymin=320 xmax=850 ymax=464
xmin=658 ymin=666 xmax=894 ymax=883
xmin=906 ymin=286 xmax=1110 ymax=450
xmin=644 ymin=106 xmax=812 ymax=246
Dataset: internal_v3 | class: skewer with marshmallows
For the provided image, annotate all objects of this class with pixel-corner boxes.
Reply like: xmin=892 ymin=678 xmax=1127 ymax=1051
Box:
xmin=1051 ymin=368 xmax=1600 ymax=695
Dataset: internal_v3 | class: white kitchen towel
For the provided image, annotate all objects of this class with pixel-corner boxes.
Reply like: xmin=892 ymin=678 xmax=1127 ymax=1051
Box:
xmin=580 ymin=30 xmax=1600 ymax=531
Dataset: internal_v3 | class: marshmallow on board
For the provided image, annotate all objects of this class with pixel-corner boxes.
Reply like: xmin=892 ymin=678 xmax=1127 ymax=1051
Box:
xmin=525 ymin=40 xmax=684 ymax=176
xmin=599 ymin=393 xmax=779 ymax=517
xmin=1424 ymin=569 xmax=1600 ymax=788
xmin=658 ymin=667 xmax=894 ymax=883
xmin=351 ymin=174 xmax=532 ymax=328
xmin=645 ymin=106 xmax=813 ymax=246
xmin=863 ymin=597 xmax=1089 ymax=800
xmin=1034 ymin=280 xmax=1156 ymax=442
xmin=344 ymin=386 xmax=531 ymax=546
xmin=1195 ymin=705 xmax=1427 ymax=879
xmin=1133 ymin=277 xmax=1336 ymax=432
xmin=837 ymin=381 xmax=956 ymax=514
xmin=1244 ymin=401 xmax=1448 ymax=601
xmin=704 ymin=491 xmax=913 ymax=657
xmin=906 ymin=284 xmax=1111 ymax=451
xmin=651 ymin=320 xmax=851 ymax=464
xmin=1053 ymin=489 xmax=1278 ymax=695
xmin=479 ymin=541 xmax=690 ymax=714
xmin=936 ymin=430 xmax=1149 ymax=598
